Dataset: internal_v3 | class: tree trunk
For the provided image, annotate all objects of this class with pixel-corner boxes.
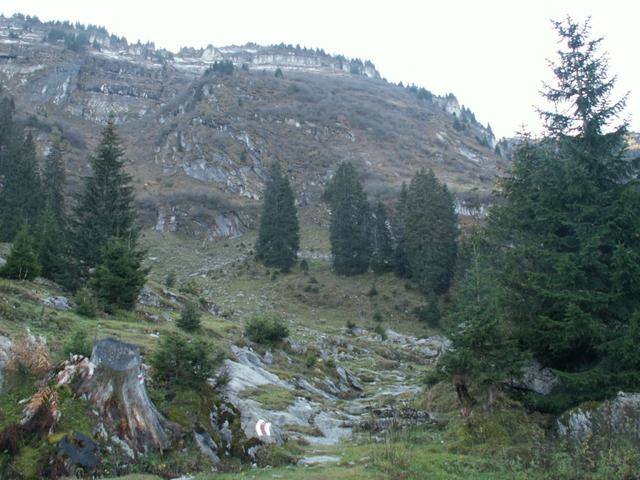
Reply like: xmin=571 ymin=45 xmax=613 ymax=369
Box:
xmin=452 ymin=374 xmax=476 ymax=417
xmin=78 ymin=338 xmax=171 ymax=452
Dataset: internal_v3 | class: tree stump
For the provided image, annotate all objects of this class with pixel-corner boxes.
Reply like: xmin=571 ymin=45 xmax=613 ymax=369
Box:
xmin=78 ymin=338 xmax=171 ymax=452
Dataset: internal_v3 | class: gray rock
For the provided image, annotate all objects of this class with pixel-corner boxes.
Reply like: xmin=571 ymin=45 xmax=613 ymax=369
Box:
xmin=336 ymin=366 xmax=363 ymax=391
xmin=194 ymin=431 xmax=220 ymax=467
xmin=298 ymin=455 xmax=341 ymax=465
xmin=286 ymin=338 xmax=307 ymax=354
xmin=42 ymin=296 xmax=71 ymax=310
xmin=0 ymin=335 xmax=13 ymax=392
xmin=414 ymin=335 xmax=452 ymax=361
xmin=263 ymin=350 xmax=273 ymax=365
xmin=509 ymin=360 xmax=560 ymax=395
xmin=137 ymin=286 xmax=160 ymax=307
xmin=0 ymin=256 xmax=5 ymax=267
xmin=297 ymin=378 xmax=337 ymax=401
xmin=558 ymin=392 xmax=640 ymax=442
xmin=359 ymin=406 xmax=434 ymax=432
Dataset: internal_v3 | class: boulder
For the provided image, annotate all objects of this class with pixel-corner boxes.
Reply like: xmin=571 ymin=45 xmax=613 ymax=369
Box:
xmin=358 ymin=406 xmax=435 ymax=432
xmin=42 ymin=296 xmax=71 ymax=310
xmin=509 ymin=360 xmax=560 ymax=395
xmin=54 ymin=432 xmax=99 ymax=476
xmin=137 ymin=286 xmax=160 ymax=307
xmin=558 ymin=392 xmax=640 ymax=443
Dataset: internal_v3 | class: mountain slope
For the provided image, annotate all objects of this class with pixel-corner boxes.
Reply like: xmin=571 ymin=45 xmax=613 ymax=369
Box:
xmin=0 ymin=14 xmax=504 ymax=238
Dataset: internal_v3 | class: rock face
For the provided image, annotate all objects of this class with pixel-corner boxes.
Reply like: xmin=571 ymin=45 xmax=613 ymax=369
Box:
xmin=558 ymin=392 xmax=640 ymax=442
xmin=0 ymin=14 xmax=504 ymax=240
xmin=42 ymin=295 xmax=72 ymax=310
xmin=78 ymin=339 xmax=172 ymax=452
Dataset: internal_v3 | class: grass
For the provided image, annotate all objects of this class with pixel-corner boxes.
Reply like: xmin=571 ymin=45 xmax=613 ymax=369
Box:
xmin=240 ymin=384 xmax=297 ymax=410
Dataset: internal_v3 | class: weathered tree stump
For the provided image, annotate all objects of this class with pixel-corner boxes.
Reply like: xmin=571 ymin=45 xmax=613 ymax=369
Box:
xmin=78 ymin=338 xmax=171 ymax=452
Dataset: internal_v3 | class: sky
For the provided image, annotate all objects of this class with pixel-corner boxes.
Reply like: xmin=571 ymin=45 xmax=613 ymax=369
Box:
xmin=1 ymin=0 xmax=638 ymax=138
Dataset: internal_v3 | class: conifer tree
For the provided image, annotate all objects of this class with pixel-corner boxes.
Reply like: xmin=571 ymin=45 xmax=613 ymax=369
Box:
xmin=255 ymin=163 xmax=300 ymax=272
xmin=405 ymin=169 xmax=457 ymax=294
xmin=370 ymin=200 xmax=393 ymax=274
xmin=37 ymin=138 xmax=70 ymax=283
xmin=93 ymin=237 xmax=148 ymax=311
xmin=486 ymin=18 xmax=640 ymax=407
xmin=392 ymin=183 xmax=411 ymax=277
xmin=177 ymin=301 xmax=202 ymax=332
xmin=0 ymin=224 xmax=41 ymax=281
xmin=325 ymin=162 xmax=371 ymax=275
xmin=72 ymin=117 xmax=138 ymax=273
xmin=0 ymin=131 xmax=43 ymax=241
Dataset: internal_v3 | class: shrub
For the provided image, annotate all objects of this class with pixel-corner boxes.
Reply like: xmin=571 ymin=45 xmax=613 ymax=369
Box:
xmin=373 ymin=324 xmax=387 ymax=341
xmin=151 ymin=333 xmax=217 ymax=389
xmin=299 ymin=259 xmax=309 ymax=275
xmin=63 ymin=328 xmax=92 ymax=357
xmin=178 ymin=278 xmax=200 ymax=295
xmin=74 ymin=287 xmax=98 ymax=318
xmin=414 ymin=293 xmax=440 ymax=328
xmin=305 ymin=353 xmax=318 ymax=369
xmin=176 ymin=302 xmax=201 ymax=332
xmin=245 ymin=316 xmax=289 ymax=344
xmin=367 ymin=285 xmax=379 ymax=297
xmin=165 ymin=271 xmax=176 ymax=288
xmin=373 ymin=310 xmax=384 ymax=323
xmin=346 ymin=320 xmax=357 ymax=331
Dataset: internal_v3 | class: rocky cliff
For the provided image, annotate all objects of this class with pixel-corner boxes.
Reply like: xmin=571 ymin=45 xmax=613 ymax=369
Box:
xmin=0 ymin=13 xmax=504 ymax=238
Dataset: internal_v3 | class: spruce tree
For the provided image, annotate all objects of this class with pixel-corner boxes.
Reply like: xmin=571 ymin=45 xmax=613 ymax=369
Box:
xmin=93 ymin=237 xmax=148 ymax=311
xmin=72 ymin=117 xmax=138 ymax=272
xmin=177 ymin=301 xmax=202 ymax=332
xmin=392 ymin=183 xmax=411 ymax=277
xmin=255 ymin=163 xmax=300 ymax=272
xmin=487 ymin=18 xmax=640 ymax=407
xmin=0 ymin=224 xmax=41 ymax=281
xmin=405 ymin=169 xmax=457 ymax=294
xmin=37 ymin=138 xmax=70 ymax=283
xmin=0 ymin=131 xmax=43 ymax=241
xmin=325 ymin=162 xmax=371 ymax=275
xmin=370 ymin=200 xmax=393 ymax=274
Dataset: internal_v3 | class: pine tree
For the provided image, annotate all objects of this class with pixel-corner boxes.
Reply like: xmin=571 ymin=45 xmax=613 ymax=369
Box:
xmin=255 ymin=163 xmax=300 ymax=272
xmin=0 ymin=224 xmax=41 ymax=281
xmin=405 ymin=169 xmax=457 ymax=294
xmin=487 ymin=18 xmax=640 ymax=407
xmin=392 ymin=183 xmax=411 ymax=277
xmin=325 ymin=162 xmax=371 ymax=275
xmin=0 ymin=131 xmax=43 ymax=241
xmin=370 ymin=200 xmax=393 ymax=274
xmin=37 ymin=138 xmax=70 ymax=283
xmin=72 ymin=117 xmax=138 ymax=272
xmin=177 ymin=301 xmax=201 ymax=332
xmin=42 ymin=138 xmax=66 ymax=225
xmin=440 ymin=233 xmax=524 ymax=407
xmin=93 ymin=237 xmax=148 ymax=311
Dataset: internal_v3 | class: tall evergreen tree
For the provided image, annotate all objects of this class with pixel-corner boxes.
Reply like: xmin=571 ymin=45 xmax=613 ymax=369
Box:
xmin=392 ymin=183 xmax=411 ymax=277
xmin=487 ymin=18 xmax=640 ymax=407
xmin=370 ymin=200 xmax=394 ymax=274
xmin=405 ymin=169 xmax=458 ymax=294
xmin=0 ymin=130 xmax=43 ymax=241
xmin=93 ymin=237 xmax=148 ymax=311
xmin=72 ymin=117 xmax=138 ymax=272
xmin=37 ymin=138 xmax=70 ymax=283
xmin=42 ymin=138 xmax=67 ymax=225
xmin=255 ymin=163 xmax=300 ymax=272
xmin=0 ymin=223 xmax=41 ymax=281
xmin=325 ymin=162 xmax=371 ymax=275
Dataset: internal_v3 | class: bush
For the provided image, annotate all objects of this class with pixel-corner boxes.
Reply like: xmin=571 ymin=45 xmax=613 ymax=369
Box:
xmin=178 ymin=278 xmax=200 ymax=295
xmin=176 ymin=302 xmax=201 ymax=332
xmin=165 ymin=271 xmax=176 ymax=288
xmin=373 ymin=324 xmax=387 ymax=341
xmin=367 ymin=285 xmax=379 ymax=297
xmin=414 ymin=293 xmax=440 ymax=328
xmin=74 ymin=287 xmax=98 ymax=318
xmin=305 ymin=353 xmax=318 ymax=369
xmin=299 ymin=259 xmax=309 ymax=275
xmin=373 ymin=310 xmax=384 ymax=323
xmin=245 ymin=316 xmax=289 ymax=344
xmin=64 ymin=328 xmax=92 ymax=357
xmin=151 ymin=333 xmax=217 ymax=389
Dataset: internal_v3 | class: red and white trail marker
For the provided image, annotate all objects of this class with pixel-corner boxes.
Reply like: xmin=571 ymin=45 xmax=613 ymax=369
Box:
xmin=255 ymin=419 xmax=272 ymax=437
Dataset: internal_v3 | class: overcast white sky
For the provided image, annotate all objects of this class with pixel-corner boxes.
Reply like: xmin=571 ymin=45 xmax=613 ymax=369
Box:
xmin=2 ymin=0 xmax=638 ymax=138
